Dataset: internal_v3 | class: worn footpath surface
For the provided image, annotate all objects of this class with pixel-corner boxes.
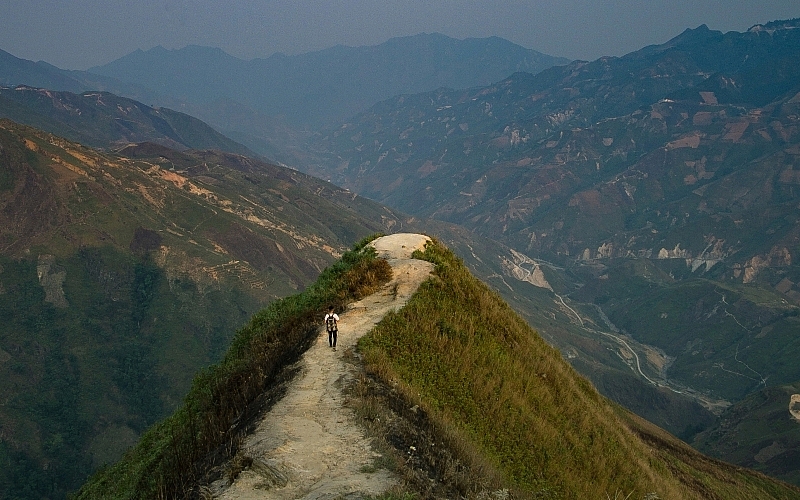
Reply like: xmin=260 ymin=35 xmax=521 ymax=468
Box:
xmin=215 ymin=234 xmax=434 ymax=500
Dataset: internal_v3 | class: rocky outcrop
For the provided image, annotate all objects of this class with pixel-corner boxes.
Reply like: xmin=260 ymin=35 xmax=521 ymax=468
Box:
xmin=740 ymin=247 xmax=792 ymax=283
xmin=502 ymin=249 xmax=553 ymax=291
xmin=37 ymin=254 xmax=67 ymax=308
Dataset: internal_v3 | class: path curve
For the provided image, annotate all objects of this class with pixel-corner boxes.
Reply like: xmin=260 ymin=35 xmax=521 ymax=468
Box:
xmin=214 ymin=234 xmax=433 ymax=500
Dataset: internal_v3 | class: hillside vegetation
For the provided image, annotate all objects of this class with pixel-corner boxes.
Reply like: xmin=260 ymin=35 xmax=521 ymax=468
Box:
xmin=72 ymin=236 xmax=800 ymax=499
xmin=693 ymin=381 xmax=800 ymax=486
xmin=0 ymin=120 xmax=401 ymax=499
xmin=75 ymin=236 xmax=393 ymax=499
xmin=356 ymin=239 xmax=800 ymax=499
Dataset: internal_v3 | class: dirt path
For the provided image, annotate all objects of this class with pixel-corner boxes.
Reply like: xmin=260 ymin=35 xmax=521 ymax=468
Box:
xmin=214 ymin=234 xmax=433 ymax=500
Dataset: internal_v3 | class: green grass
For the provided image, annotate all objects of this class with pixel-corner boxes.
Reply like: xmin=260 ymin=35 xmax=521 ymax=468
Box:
xmin=74 ymin=234 xmax=392 ymax=499
xmin=358 ymin=239 xmax=800 ymax=499
xmin=359 ymin=239 xmax=678 ymax=498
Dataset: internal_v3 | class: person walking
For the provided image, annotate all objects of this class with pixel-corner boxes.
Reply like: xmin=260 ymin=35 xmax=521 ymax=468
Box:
xmin=324 ymin=306 xmax=339 ymax=351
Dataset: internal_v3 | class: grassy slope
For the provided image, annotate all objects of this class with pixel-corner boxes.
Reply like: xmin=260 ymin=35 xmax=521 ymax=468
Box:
xmin=75 ymin=236 xmax=392 ymax=499
xmin=358 ymin=239 xmax=800 ymax=499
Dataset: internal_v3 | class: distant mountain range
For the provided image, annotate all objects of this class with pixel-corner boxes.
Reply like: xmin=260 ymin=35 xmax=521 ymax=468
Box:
xmin=0 ymin=47 xmax=164 ymax=106
xmin=88 ymin=34 xmax=570 ymax=128
xmin=0 ymin=34 xmax=570 ymax=163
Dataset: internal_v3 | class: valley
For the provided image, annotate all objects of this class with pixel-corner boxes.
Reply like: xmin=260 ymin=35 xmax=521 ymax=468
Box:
xmin=2 ymin=17 xmax=800 ymax=497
xmin=501 ymin=250 xmax=734 ymax=414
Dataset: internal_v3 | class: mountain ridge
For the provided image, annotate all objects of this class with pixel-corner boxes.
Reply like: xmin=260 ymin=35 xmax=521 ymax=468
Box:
xmin=0 ymin=35 xmax=570 ymax=166
xmin=4 ymin=18 xmax=800 ymax=494
xmin=86 ymin=33 xmax=570 ymax=158
xmin=0 ymin=86 xmax=256 ymax=155
xmin=76 ymin=235 xmax=800 ymax=499
xmin=0 ymin=119 xmax=405 ymax=499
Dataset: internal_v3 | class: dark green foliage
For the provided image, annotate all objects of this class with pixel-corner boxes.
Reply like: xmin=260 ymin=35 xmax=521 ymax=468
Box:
xmin=0 ymin=245 xmax=261 ymax=498
xmin=131 ymin=257 xmax=161 ymax=324
xmin=0 ymin=161 xmax=13 ymax=192
xmin=0 ymin=259 xmax=95 ymax=499
xmin=693 ymin=381 xmax=800 ymax=485
xmin=0 ymin=441 xmax=63 ymax=500
xmin=0 ymin=251 xmax=161 ymax=496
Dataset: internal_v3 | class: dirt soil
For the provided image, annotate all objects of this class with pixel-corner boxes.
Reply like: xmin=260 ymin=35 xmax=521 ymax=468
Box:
xmin=213 ymin=234 xmax=433 ymax=500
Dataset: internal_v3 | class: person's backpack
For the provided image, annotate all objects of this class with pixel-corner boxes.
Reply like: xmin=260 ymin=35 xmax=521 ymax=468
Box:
xmin=326 ymin=314 xmax=337 ymax=333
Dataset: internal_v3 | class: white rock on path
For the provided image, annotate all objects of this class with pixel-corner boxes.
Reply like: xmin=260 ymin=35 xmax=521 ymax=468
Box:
xmin=214 ymin=234 xmax=433 ymax=500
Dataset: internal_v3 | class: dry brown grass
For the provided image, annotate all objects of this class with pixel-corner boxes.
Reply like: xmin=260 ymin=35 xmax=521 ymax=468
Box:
xmin=344 ymin=360 xmax=512 ymax=499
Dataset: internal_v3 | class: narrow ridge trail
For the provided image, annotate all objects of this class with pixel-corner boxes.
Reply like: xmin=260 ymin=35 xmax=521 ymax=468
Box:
xmin=215 ymin=234 xmax=433 ymax=500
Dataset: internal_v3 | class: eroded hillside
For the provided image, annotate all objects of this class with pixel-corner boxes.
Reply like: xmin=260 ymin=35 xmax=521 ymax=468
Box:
xmin=0 ymin=120 xmax=403 ymax=499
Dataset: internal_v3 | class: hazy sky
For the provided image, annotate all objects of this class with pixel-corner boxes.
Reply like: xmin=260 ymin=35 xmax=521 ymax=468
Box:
xmin=1 ymin=1 xmax=798 ymax=70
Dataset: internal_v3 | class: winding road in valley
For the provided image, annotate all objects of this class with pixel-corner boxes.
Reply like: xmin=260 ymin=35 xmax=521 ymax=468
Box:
xmin=553 ymin=291 xmax=731 ymax=413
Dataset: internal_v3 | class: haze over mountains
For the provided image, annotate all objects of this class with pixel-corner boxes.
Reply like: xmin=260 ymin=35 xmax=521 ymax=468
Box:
xmin=88 ymin=34 xmax=570 ymax=127
xmin=1 ymin=33 xmax=569 ymax=165
xmin=0 ymin=50 xmax=571 ymax=496
xmin=2 ymin=21 xmax=800 ymax=498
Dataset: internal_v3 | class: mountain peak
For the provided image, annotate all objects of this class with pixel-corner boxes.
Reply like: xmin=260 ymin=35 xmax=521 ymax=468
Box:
xmin=74 ymin=236 xmax=800 ymax=499
xmin=659 ymin=23 xmax=721 ymax=50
